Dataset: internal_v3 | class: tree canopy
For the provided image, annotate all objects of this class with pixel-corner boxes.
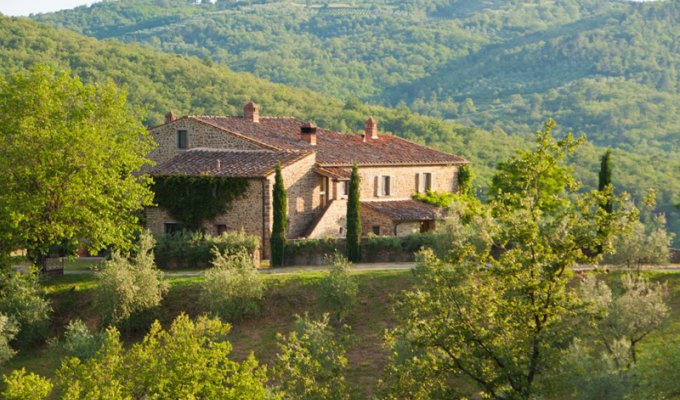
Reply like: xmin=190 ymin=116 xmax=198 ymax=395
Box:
xmin=0 ymin=65 xmax=155 ymax=265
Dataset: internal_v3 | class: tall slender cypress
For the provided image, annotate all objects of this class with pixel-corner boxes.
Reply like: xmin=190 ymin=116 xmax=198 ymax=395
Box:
xmin=598 ymin=149 xmax=613 ymax=213
xmin=346 ymin=164 xmax=362 ymax=262
xmin=270 ymin=163 xmax=287 ymax=266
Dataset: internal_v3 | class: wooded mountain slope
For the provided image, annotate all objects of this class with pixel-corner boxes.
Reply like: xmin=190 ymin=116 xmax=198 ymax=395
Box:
xmin=32 ymin=0 xmax=680 ymax=157
xmin=0 ymin=14 xmax=678 ymax=241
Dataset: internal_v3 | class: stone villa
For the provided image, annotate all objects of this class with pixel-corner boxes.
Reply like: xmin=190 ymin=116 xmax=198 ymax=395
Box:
xmin=146 ymin=102 xmax=467 ymax=257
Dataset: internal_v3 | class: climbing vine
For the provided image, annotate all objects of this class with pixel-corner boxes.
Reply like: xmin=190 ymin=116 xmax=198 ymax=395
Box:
xmin=152 ymin=175 xmax=249 ymax=231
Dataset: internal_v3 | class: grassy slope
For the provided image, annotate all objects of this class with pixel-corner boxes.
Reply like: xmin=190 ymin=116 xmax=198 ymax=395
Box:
xmin=3 ymin=268 xmax=680 ymax=397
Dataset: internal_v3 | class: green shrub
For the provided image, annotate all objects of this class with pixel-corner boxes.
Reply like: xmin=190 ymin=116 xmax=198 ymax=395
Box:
xmin=62 ymin=319 xmax=104 ymax=361
xmin=96 ymin=231 xmax=168 ymax=326
xmin=319 ymin=254 xmax=358 ymax=323
xmin=274 ymin=314 xmax=352 ymax=400
xmin=200 ymin=248 xmax=264 ymax=321
xmin=0 ymin=267 xmax=51 ymax=346
xmin=0 ymin=314 xmax=17 ymax=365
xmin=604 ymin=214 xmax=674 ymax=267
xmin=154 ymin=230 xmax=259 ymax=269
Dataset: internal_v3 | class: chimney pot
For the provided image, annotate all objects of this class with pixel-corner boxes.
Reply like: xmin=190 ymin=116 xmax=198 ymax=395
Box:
xmin=300 ymin=122 xmax=317 ymax=145
xmin=165 ymin=111 xmax=177 ymax=124
xmin=243 ymin=101 xmax=260 ymax=123
xmin=365 ymin=117 xmax=378 ymax=139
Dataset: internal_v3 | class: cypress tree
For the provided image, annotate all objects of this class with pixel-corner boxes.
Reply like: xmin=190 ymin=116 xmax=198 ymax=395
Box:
xmin=270 ymin=163 xmax=287 ymax=266
xmin=346 ymin=164 xmax=361 ymax=262
xmin=598 ymin=149 xmax=613 ymax=213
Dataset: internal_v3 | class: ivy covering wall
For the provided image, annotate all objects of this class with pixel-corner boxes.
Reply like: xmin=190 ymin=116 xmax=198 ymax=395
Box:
xmin=152 ymin=175 xmax=248 ymax=231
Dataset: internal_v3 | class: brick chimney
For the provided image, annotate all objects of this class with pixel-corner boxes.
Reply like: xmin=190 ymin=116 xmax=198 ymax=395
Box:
xmin=365 ymin=117 xmax=378 ymax=139
xmin=300 ymin=122 xmax=317 ymax=145
xmin=165 ymin=111 xmax=177 ymax=124
xmin=244 ymin=101 xmax=259 ymax=123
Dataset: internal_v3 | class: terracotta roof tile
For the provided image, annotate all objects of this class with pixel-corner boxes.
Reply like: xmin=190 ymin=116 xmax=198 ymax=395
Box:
xmin=149 ymin=148 xmax=310 ymax=178
xmin=187 ymin=116 xmax=467 ymax=166
xmin=362 ymin=200 xmax=442 ymax=222
xmin=313 ymin=166 xmax=352 ymax=180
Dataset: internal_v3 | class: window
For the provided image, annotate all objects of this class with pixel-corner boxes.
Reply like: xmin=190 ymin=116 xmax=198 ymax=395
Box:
xmin=164 ymin=223 xmax=181 ymax=235
xmin=296 ymin=197 xmax=305 ymax=213
xmin=341 ymin=181 xmax=349 ymax=198
xmin=216 ymin=224 xmax=227 ymax=235
xmin=377 ymin=175 xmax=393 ymax=197
xmin=416 ymin=172 xmax=432 ymax=193
xmin=177 ymin=130 xmax=188 ymax=149
xmin=372 ymin=225 xmax=381 ymax=235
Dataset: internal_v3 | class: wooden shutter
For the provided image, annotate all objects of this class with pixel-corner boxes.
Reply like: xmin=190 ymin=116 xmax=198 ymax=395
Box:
xmin=374 ymin=176 xmax=381 ymax=197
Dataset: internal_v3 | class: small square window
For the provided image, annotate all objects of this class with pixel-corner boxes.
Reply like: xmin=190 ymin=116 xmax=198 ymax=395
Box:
xmin=177 ymin=130 xmax=188 ymax=149
xmin=164 ymin=223 xmax=181 ymax=235
xmin=372 ymin=225 xmax=381 ymax=235
xmin=216 ymin=224 xmax=227 ymax=235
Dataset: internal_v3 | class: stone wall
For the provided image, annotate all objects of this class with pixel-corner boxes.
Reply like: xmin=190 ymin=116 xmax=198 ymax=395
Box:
xmin=356 ymin=164 xmax=459 ymax=200
xmin=267 ymin=152 xmax=321 ymax=239
xmin=146 ymin=118 xmax=262 ymax=169
xmin=307 ymin=199 xmax=348 ymax=239
xmin=360 ymin=203 xmax=395 ymax=236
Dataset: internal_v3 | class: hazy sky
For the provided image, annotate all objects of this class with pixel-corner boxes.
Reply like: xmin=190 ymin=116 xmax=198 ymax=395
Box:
xmin=0 ymin=0 xmax=100 ymax=16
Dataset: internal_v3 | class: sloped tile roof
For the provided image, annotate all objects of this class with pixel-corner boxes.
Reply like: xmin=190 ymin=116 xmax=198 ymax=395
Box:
xmin=187 ymin=116 xmax=467 ymax=166
xmin=313 ymin=166 xmax=352 ymax=180
xmin=362 ymin=200 xmax=442 ymax=222
xmin=149 ymin=148 xmax=311 ymax=178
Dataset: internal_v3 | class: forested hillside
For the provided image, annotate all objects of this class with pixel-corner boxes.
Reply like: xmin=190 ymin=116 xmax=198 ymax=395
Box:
xmin=32 ymin=0 xmax=680 ymax=156
xmin=0 ymin=14 xmax=677 ymax=241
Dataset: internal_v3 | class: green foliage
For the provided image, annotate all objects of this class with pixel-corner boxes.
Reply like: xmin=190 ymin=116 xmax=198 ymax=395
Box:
xmin=319 ymin=254 xmax=358 ymax=324
xmin=0 ymin=268 xmax=51 ymax=346
xmin=385 ymin=130 xmax=637 ymax=399
xmin=95 ymin=231 xmax=168 ymax=326
xmin=61 ymin=319 xmax=104 ymax=361
xmin=554 ymin=274 xmax=669 ymax=399
xmin=346 ymin=164 xmax=361 ymax=262
xmin=274 ymin=314 xmax=351 ymax=400
xmin=457 ymin=163 xmax=473 ymax=195
xmin=598 ymin=149 xmax=613 ymax=192
xmin=152 ymin=175 xmax=248 ymax=232
xmin=412 ymin=190 xmax=458 ymax=210
xmin=0 ymin=65 xmax=154 ymax=264
xmin=0 ymin=314 xmax=17 ymax=366
xmin=605 ymin=203 xmax=674 ymax=267
xmin=154 ymin=229 xmax=260 ymax=269
xmin=489 ymin=119 xmax=583 ymax=211
xmin=2 ymin=369 xmax=52 ymax=400
xmin=1 ymin=314 xmax=269 ymax=399
xmin=271 ymin=163 xmax=288 ymax=267
xmin=200 ymin=248 xmax=264 ymax=321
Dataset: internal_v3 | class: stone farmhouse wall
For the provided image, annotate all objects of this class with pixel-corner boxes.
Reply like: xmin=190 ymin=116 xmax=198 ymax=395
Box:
xmin=357 ymin=164 xmax=459 ymax=200
xmin=146 ymin=118 xmax=261 ymax=169
xmin=307 ymin=199 xmax=348 ymax=239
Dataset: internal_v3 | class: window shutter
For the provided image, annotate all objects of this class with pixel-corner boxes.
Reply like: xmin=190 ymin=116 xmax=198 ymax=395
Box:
xmin=415 ymin=173 xmax=421 ymax=193
xmin=426 ymin=172 xmax=433 ymax=191
xmin=375 ymin=176 xmax=381 ymax=197
xmin=390 ymin=175 xmax=396 ymax=196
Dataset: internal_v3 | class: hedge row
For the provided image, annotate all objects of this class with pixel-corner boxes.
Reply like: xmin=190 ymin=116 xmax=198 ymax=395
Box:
xmin=154 ymin=230 xmax=259 ymax=269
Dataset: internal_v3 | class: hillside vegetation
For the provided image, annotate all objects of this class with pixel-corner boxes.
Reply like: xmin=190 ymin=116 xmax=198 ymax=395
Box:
xmin=0 ymin=14 xmax=677 ymax=240
xmin=33 ymin=0 xmax=680 ymax=156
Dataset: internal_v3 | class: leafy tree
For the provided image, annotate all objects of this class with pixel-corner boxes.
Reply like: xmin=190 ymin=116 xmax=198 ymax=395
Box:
xmin=555 ymin=274 xmax=669 ymax=399
xmin=1 ymin=314 xmax=269 ymax=399
xmin=200 ymin=248 xmax=264 ymax=321
xmin=271 ymin=163 xmax=288 ymax=266
xmin=95 ymin=231 xmax=168 ymax=326
xmin=0 ymin=314 xmax=17 ymax=365
xmin=384 ymin=125 xmax=636 ymax=400
xmin=0 ymin=65 xmax=155 ymax=267
xmin=0 ymin=268 xmax=51 ymax=345
xmin=346 ymin=164 xmax=361 ymax=262
xmin=274 ymin=314 xmax=351 ymax=400
xmin=457 ymin=163 xmax=473 ymax=195
xmin=319 ymin=254 xmax=358 ymax=323
xmin=61 ymin=319 xmax=105 ymax=361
